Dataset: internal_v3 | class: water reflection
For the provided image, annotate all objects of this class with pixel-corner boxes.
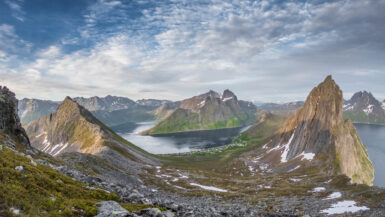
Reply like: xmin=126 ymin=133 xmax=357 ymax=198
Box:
xmin=113 ymin=121 xmax=248 ymax=155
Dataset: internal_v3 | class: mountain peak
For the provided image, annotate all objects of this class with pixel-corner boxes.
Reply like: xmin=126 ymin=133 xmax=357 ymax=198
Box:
xmin=258 ymin=76 xmax=373 ymax=185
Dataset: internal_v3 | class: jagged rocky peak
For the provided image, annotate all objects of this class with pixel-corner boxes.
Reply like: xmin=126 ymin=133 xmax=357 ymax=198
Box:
xmin=25 ymin=96 xmax=107 ymax=156
xmin=0 ymin=86 xmax=31 ymax=149
xmin=343 ymin=90 xmax=385 ymax=124
xmin=222 ymin=89 xmax=238 ymax=101
xmin=260 ymin=75 xmax=374 ymax=185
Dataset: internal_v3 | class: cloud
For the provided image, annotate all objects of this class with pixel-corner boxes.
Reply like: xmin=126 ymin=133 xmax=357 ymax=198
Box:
xmin=5 ymin=0 xmax=25 ymax=22
xmin=1 ymin=0 xmax=385 ymax=101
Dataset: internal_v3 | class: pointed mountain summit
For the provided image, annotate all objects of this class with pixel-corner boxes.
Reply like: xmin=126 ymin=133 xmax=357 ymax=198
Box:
xmin=143 ymin=90 xmax=258 ymax=134
xmin=25 ymin=97 xmax=157 ymax=164
xmin=247 ymin=76 xmax=374 ymax=185
xmin=343 ymin=91 xmax=385 ymax=124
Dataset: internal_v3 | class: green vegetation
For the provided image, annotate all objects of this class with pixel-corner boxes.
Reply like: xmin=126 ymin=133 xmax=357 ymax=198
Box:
xmin=0 ymin=146 xmax=118 ymax=216
xmin=236 ymin=113 xmax=286 ymax=145
xmin=159 ymin=113 xmax=285 ymax=171
xmin=145 ymin=108 xmax=246 ymax=135
xmin=343 ymin=111 xmax=385 ymax=124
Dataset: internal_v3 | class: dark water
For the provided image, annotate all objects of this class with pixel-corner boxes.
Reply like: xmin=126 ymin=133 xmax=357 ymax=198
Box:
xmin=354 ymin=123 xmax=385 ymax=188
xmin=113 ymin=121 xmax=250 ymax=154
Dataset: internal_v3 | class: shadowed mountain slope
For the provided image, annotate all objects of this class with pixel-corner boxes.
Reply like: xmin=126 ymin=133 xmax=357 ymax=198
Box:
xmin=242 ymin=76 xmax=374 ymax=185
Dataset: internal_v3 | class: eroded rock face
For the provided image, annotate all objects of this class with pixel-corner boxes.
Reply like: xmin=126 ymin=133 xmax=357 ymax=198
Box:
xmin=0 ymin=86 xmax=31 ymax=149
xmin=262 ymin=76 xmax=374 ymax=185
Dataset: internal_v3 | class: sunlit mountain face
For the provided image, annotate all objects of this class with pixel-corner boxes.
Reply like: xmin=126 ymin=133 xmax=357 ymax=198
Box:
xmin=1 ymin=0 xmax=384 ymax=103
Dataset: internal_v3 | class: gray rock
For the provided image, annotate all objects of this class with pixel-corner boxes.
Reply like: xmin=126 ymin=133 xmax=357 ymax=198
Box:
xmin=161 ymin=210 xmax=175 ymax=217
xmin=15 ymin=166 xmax=24 ymax=172
xmin=95 ymin=201 xmax=129 ymax=217
xmin=30 ymin=160 xmax=37 ymax=166
xmin=0 ymin=144 xmax=2 ymax=151
xmin=139 ymin=208 xmax=162 ymax=217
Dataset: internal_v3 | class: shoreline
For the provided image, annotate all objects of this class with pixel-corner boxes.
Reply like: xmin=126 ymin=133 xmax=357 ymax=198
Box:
xmin=142 ymin=125 xmax=246 ymax=136
xmin=352 ymin=122 xmax=385 ymax=126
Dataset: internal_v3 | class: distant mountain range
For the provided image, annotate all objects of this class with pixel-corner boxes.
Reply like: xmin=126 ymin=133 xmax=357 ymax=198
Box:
xmin=343 ymin=91 xmax=385 ymax=124
xmin=142 ymin=89 xmax=259 ymax=135
xmin=18 ymin=98 xmax=60 ymax=125
xmin=18 ymin=96 xmax=172 ymax=127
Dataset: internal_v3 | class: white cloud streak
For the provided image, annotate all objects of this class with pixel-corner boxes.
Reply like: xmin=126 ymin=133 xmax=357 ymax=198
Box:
xmin=1 ymin=0 xmax=385 ymax=101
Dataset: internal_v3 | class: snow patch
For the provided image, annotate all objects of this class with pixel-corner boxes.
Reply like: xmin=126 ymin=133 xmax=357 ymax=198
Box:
xmin=53 ymin=143 xmax=69 ymax=156
xmin=222 ymin=96 xmax=233 ymax=102
xmin=363 ymin=104 xmax=374 ymax=115
xmin=281 ymin=131 xmax=295 ymax=162
xmin=289 ymin=178 xmax=301 ymax=182
xmin=323 ymin=192 xmax=342 ymax=200
xmin=382 ymin=102 xmax=385 ymax=110
xmin=189 ymin=183 xmax=228 ymax=192
xmin=288 ymin=165 xmax=301 ymax=172
xmin=321 ymin=200 xmax=369 ymax=215
xmin=258 ymin=185 xmax=271 ymax=189
xmin=300 ymin=152 xmax=315 ymax=161
xmin=198 ymin=100 xmax=205 ymax=108
xmin=312 ymin=187 xmax=326 ymax=192
xmin=35 ymin=132 xmax=46 ymax=138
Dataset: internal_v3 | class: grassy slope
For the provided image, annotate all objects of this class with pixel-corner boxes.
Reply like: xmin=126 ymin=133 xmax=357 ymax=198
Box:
xmin=0 ymin=146 xmax=163 ymax=217
xmin=160 ymin=113 xmax=285 ymax=171
xmin=343 ymin=111 xmax=385 ymax=124
xmin=145 ymin=108 xmax=247 ymax=135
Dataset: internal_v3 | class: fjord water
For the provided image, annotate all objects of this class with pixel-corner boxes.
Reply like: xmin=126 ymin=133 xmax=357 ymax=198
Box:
xmin=354 ymin=123 xmax=385 ymax=188
xmin=114 ymin=121 xmax=250 ymax=154
xmin=114 ymin=122 xmax=384 ymax=187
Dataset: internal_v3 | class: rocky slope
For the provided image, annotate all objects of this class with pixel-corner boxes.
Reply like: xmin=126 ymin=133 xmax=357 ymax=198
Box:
xmin=143 ymin=90 xmax=258 ymax=134
xmin=25 ymin=97 xmax=158 ymax=166
xmin=18 ymin=98 xmax=60 ymax=125
xmin=260 ymin=101 xmax=304 ymax=111
xmin=343 ymin=91 xmax=385 ymax=124
xmin=151 ymin=101 xmax=181 ymax=121
xmin=243 ymin=76 xmax=374 ymax=185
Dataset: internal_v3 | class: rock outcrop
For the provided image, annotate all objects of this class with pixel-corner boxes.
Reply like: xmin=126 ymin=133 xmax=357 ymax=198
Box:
xmin=0 ymin=86 xmax=31 ymax=149
xmin=255 ymin=76 xmax=374 ymax=185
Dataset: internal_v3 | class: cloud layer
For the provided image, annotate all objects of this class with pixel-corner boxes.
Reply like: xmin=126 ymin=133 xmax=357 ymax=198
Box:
xmin=0 ymin=0 xmax=384 ymax=102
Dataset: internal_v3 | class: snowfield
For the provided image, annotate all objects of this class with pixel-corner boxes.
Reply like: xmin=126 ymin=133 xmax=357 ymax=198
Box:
xmin=189 ymin=183 xmax=228 ymax=192
xmin=321 ymin=200 xmax=369 ymax=215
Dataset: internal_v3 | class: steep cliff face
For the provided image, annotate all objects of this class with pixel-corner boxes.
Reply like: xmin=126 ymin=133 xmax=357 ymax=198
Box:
xmin=143 ymin=90 xmax=257 ymax=134
xmin=251 ymin=76 xmax=374 ymax=185
xmin=0 ymin=86 xmax=31 ymax=149
xmin=25 ymin=97 xmax=157 ymax=165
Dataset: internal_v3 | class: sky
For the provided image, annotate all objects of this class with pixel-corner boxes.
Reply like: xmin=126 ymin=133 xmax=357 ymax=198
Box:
xmin=0 ymin=0 xmax=384 ymax=102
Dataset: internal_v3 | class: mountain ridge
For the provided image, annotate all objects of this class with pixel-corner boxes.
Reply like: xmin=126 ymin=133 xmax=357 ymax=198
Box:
xmin=242 ymin=76 xmax=374 ymax=185
xmin=343 ymin=91 xmax=385 ymax=124
xmin=142 ymin=89 xmax=259 ymax=134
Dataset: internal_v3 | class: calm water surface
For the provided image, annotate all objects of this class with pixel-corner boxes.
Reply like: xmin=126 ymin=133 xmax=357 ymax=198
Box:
xmin=113 ymin=121 xmax=249 ymax=154
xmin=354 ymin=123 xmax=385 ymax=188
xmin=113 ymin=122 xmax=384 ymax=188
